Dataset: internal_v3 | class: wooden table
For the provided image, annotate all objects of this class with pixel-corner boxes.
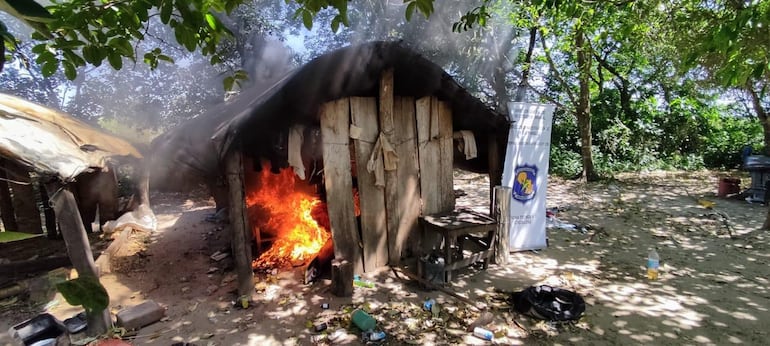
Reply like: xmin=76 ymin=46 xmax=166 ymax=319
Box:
xmin=418 ymin=209 xmax=497 ymax=282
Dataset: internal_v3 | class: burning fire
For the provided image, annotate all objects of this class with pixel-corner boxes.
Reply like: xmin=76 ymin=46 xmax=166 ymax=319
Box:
xmin=246 ymin=161 xmax=331 ymax=269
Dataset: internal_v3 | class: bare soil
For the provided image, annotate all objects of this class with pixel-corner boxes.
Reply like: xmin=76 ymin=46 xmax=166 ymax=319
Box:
xmin=2 ymin=170 xmax=770 ymax=345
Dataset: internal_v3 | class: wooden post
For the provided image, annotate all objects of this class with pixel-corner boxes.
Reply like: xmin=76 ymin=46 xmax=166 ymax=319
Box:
xmin=493 ymin=186 xmax=511 ymax=265
xmin=350 ymin=97 xmax=388 ymax=272
xmin=225 ymin=150 xmax=255 ymax=302
xmin=391 ymin=97 xmax=421 ymax=263
xmin=487 ymin=134 xmax=502 ymax=210
xmin=39 ymin=182 xmax=58 ymax=239
xmin=7 ymin=162 xmax=42 ymax=234
xmin=49 ymin=185 xmax=110 ymax=336
xmin=378 ymin=69 xmax=404 ymax=266
xmin=320 ymin=98 xmax=364 ymax=274
xmin=331 ymin=259 xmax=353 ymax=297
xmin=0 ymin=159 xmax=18 ymax=232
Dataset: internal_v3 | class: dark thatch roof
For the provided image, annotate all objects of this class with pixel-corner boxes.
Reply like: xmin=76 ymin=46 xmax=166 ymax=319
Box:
xmin=151 ymin=41 xmax=507 ymax=186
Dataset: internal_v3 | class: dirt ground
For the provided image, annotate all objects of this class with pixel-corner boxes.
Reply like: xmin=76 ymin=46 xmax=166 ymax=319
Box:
xmin=2 ymin=170 xmax=770 ymax=345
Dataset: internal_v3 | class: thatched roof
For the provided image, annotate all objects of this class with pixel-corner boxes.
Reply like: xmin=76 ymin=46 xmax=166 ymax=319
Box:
xmin=0 ymin=93 xmax=142 ymax=182
xmin=151 ymin=41 xmax=507 ymax=184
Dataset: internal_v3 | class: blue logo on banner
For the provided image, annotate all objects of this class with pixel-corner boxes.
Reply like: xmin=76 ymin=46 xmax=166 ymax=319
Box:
xmin=513 ymin=164 xmax=538 ymax=203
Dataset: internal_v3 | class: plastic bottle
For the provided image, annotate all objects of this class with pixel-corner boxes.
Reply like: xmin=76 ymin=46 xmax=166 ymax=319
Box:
xmin=353 ymin=275 xmax=375 ymax=288
xmin=423 ymin=299 xmax=436 ymax=311
xmin=647 ymin=248 xmax=660 ymax=280
xmin=351 ymin=309 xmax=376 ymax=331
xmin=473 ymin=327 xmax=494 ymax=341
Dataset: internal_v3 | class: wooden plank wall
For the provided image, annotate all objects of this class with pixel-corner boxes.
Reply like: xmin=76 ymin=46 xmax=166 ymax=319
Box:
xmin=350 ymin=97 xmax=388 ymax=272
xmin=320 ymin=98 xmax=364 ymax=274
xmin=416 ymin=96 xmax=454 ymax=215
xmin=320 ymin=86 xmax=454 ymax=271
xmin=391 ymin=96 xmax=421 ymax=263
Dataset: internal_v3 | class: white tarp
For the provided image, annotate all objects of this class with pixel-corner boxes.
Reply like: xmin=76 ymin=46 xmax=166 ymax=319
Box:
xmin=502 ymin=102 xmax=555 ymax=251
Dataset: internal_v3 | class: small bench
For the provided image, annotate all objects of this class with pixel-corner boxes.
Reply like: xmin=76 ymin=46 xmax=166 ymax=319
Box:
xmin=418 ymin=209 xmax=497 ymax=283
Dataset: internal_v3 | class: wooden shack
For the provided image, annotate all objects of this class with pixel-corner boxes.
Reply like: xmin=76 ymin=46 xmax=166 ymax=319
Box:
xmin=0 ymin=93 xmax=148 ymax=334
xmin=151 ymin=41 xmax=509 ymax=298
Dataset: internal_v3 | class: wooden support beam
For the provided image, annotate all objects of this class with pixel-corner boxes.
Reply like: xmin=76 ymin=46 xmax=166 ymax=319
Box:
xmin=488 ymin=135 xmax=502 ymax=211
xmin=225 ymin=150 xmax=255 ymax=302
xmin=0 ymin=159 xmax=18 ymax=232
xmin=493 ymin=186 xmax=511 ymax=265
xmin=331 ymin=259 xmax=353 ymax=297
xmin=378 ymin=69 xmax=403 ymax=267
xmin=350 ymin=97 xmax=388 ymax=272
xmin=49 ymin=185 xmax=110 ymax=336
xmin=320 ymin=98 xmax=364 ymax=274
xmin=391 ymin=97 xmax=421 ymax=263
xmin=7 ymin=162 xmax=42 ymax=234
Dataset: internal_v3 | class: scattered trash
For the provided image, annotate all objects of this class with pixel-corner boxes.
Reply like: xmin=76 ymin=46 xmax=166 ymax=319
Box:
xmin=647 ymin=248 xmax=660 ymax=280
xmin=351 ymin=309 xmax=376 ymax=331
xmin=116 ymin=300 xmax=166 ymax=330
xmin=697 ymin=198 xmax=716 ymax=209
xmin=423 ymin=299 xmax=436 ymax=311
xmin=353 ymin=275 xmax=375 ymax=288
xmin=9 ymin=313 xmax=66 ymax=345
xmin=509 ymin=285 xmax=586 ymax=321
xmin=62 ymin=311 xmax=87 ymax=334
xmin=313 ymin=322 xmax=328 ymax=332
xmin=362 ymin=330 xmax=387 ymax=342
xmin=473 ymin=326 xmax=494 ymax=341
xmin=210 ymin=251 xmax=229 ymax=262
xmin=321 ymin=303 xmax=330 ymax=309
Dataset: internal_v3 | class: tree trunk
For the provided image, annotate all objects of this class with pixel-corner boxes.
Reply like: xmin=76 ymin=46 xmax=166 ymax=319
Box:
xmin=575 ymin=29 xmax=598 ymax=181
xmin=0 ymin=160 xmax=18 ymax=232
xmin=514 ymin=27 xmax=538 ymax=102
xmin=747 ymin=86 xmax=770 ymax=229
xmin=747 ymin=87 xmax=770 ymax=156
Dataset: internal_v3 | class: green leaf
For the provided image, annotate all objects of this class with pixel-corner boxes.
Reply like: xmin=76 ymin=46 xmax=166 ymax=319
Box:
xmin=157 ymin=54 xmax=174 ymax=63
xmin=3 ymin=0 xmax=54 ymax=23
xmin=63 ymin=60 xmax=76 ymax=80
xmin=405 ymin=2 xmax=416 ymax=21
xmin=223 ymin=75 xmax=235 ymax=91
xmin=331 ymin=16 xmax=340 ymax=33
xmin=35 ymin=51 xmax=55 ymax=64
xmin=108 ymin=38 xmax=133 ymax=56
xmin=107 ymin=51 xmax=123 ymax=70
xmin=302 ymin=10 xmax=313 ymax=30
xmin=41 ymin=60 xmax=57 ymax=77
xmin=160 ymin=0 xmax=173 ymax=24
xmin=205 ymin=13 xmax=217 ymax=30
xmin=55 ymin=276 xmax=109 ymax=313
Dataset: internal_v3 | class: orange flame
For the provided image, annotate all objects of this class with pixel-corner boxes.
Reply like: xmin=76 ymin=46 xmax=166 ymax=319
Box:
xmin=246 ymin=161 xmax=330 ymax=269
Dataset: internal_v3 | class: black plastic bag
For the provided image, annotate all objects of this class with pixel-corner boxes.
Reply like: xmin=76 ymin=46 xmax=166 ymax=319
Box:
xmin=510 ymin=285 xmax=586 ymax=321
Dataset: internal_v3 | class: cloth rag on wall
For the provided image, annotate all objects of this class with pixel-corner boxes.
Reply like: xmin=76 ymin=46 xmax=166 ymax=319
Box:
xmin=366 ymin=133 xmax=399 ymax=187
xmin=454 ymin=130 xmax=478 ymax=160
xmin=288 ymin=124 xmax=306 ymax=180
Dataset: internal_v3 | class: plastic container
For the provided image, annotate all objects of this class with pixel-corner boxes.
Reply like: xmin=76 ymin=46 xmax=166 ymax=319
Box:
xmin=647 ymin=249 xmax=660 ymax=280
xmin=353 ymin=275 xmax=375 ymax=288
xmin=362 ymin=330 xmax=386 ymax=342
xmin=10 ymin=313 xmax=65 ymax=346
xmin=423 ymin=299 xmax=436 ymax=311
xmin=351 ymin=309 xmax=376 ymax=331
xmin=473 ymin=327 xmax=494 ymax=341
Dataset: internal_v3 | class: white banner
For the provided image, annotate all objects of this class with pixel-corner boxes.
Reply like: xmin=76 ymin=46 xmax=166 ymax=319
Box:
xmin=502 ymin=102 xmax=555 ymax=251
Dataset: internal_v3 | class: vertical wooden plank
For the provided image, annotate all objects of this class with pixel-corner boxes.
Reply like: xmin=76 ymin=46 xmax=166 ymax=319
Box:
xmin=437 ymin=98 xmax=454 ymax=212
xmin=416 ymin=96 xmax=440 ymax=215
xmin=378 ymin=69 xmax=403 ymax=266
xmin=392 ymin=96 xmax=421 ymax=263
xmin=331 ymin=259 xmax=354 ymax=297
xmin=0 ymin=159 xmax=18 ymax=232
xmin=320 ymin=98 xmax=364 ymax=274
xmin=350 ymin=97 xmax=388 ymax=272
xmin=225 ymin=150 xmax=255 ymax=302
xmin=487 ymin=134 xmax=502 ymax=212
xmin=6 ymin=162 xmax=42 ymax=233
xmin=493 ymin=186 xmax=511 ymax=265
xmin=50 ymin=185 xmax=110 ymax=336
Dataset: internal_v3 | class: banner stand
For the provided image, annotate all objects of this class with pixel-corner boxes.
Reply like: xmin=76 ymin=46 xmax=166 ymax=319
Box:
xmin=502 ymin=102 xmax=555 ymax=251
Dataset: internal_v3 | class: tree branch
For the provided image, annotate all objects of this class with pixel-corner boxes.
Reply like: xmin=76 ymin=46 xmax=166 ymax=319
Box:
xmin=539 ymin=29 xmax=577 ymax=106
